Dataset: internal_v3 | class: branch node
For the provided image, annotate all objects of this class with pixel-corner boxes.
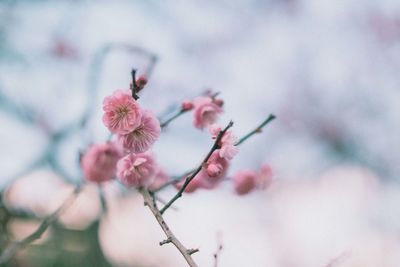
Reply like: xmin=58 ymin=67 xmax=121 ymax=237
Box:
xmin=159 ymin=237 xmax=172 ymax=246
xmin=187 ymin=248 xmax=199 ymax=255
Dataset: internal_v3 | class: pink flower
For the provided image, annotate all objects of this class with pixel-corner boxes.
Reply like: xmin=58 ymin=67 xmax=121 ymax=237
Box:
xmin=202 ymin=151 xmax=230 ymax=188
xmin=219 ymin=131 xmax=239 ymax=160
xmin=116 ymin=152 xmax=156 ymax=188
xmin=148 ymin=168 xmax=170 ymax=191
xmin=209 ymin=124 xmax=239 ymax=160
xmin=118 ymin=110 xmax=161 ymax=153
xmin=102 ymin=89 xmax=142 ymax=134
xmin=81 ymin=142 xmax=122 ymax=183
xmin=193 ymin=96 xmax=223 ymax=129
xmin=233 ymin=170 xmax=258 ymax=195
xmin=208 ymin=124 xmax=221 ymax=139
xmin=258 ymin=163 xmax=273 ymax=189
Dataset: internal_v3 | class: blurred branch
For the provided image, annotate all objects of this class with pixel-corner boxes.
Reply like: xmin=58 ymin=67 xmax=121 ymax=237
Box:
xmin=324 ymin=251 xmax=351 ymax=267
xmin=139 ymin=188 xmax=198 ymax=267
xmin=160 ymin=109 xmax=189 ymax=128
xmin=98 ymin=184 xmax=107 ymax=214
xmin=0 ymin=185 xmax=81 ymax=265
xmin=235 ymin=114 xmax=276 ymax=146
xmin=213 ymin=234 xmax=223 ymax=267
xmin=160 ymin=121 xmax=234 ymax=214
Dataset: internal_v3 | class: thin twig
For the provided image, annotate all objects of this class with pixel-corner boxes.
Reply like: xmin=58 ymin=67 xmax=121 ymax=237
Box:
xmin=98 ymin=184 xmax=107 ymax=214
xmin=235 ymin=114 xmax=276 ymax=146
xmin=130 ymin=69 xmax=140 ymax=100
xmin=160 ymin=121 xmax=234 ymax=215
xmin=151 ymin=170 xmax=196 ymax=193
xmin=0 ymin=185 xmax=81 ymax=264
xmin=213 ymin=233 xmax=223 ymax=267
xmin=160 ymin=109 xmax=188 ymax=128
xmin=155 ymin=114 xmax=276 ymax=192
xmin=138 ymin=188 xmax=199 ymax=267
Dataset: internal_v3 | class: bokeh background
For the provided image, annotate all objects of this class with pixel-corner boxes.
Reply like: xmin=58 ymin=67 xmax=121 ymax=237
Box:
xmin=1 ymin=0 xmax=400 ymax=266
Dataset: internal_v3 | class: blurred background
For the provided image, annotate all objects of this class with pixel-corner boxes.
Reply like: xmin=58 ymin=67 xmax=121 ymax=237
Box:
xmin=1 ymin=0 xmax=400 ymax=266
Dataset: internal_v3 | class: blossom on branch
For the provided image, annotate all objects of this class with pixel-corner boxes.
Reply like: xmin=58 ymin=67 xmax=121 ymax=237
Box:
xmin=193 ymin=96 xmax=223 ymax=129
xmin=102 ymin=89 xmax=142 ymax=134
xmin=118 ymin=110 xmax=161 ymax=153
xmin=117 ymin=152 xmax=157 ymax=187
xmin=81 ymin=142 xmax=122 ymax=183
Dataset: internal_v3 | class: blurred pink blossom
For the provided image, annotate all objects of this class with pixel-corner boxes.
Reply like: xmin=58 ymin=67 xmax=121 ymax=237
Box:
xmin=233 ymin=169 xmax=258 ymax=195
xmin=81 ymin=142 xmax=122 ymax=183
xmin=193 ymin=96 xmax=223 ymax=129
xmin=258 ymin=163 xmax=273 ymax=189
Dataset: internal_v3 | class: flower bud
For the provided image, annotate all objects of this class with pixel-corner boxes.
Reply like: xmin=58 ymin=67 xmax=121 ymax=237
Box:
xmin=181 ymin=100 xmax=194 ymax=111
xmin=136 ymin=75 xmax=148 ymax=91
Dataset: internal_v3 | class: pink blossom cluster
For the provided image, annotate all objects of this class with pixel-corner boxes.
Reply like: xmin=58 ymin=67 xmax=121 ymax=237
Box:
xmin=233 ymin=163 xmax=273 ymax=195
xmin=81 ymin=86 xmax=164 ymax=188
xmin=176 ymin=124 xmax=240 ymax=192
xmin=81 ymin=79 xmax=273 ymax=198
xmin=181 ymin=93 xmax=224 ymax=129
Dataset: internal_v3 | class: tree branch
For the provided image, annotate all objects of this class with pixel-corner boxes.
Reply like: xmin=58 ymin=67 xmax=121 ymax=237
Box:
xmin=235 ymin=114 xmax=276 ymax=146
xmin=138 ymin=188 xmax=199 ymax=267
xmin=160 ymin=109 xmax=189 ymax=128
xmin=0 ymin=185 xmax=81 ymax=265
xmin=155 ymin=114 xmax=276 ymax=193
xmin=160 ymin=121 xmax=234 ymax=215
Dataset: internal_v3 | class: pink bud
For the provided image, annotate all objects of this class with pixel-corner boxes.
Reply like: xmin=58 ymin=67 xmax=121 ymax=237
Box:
xmin=136 ymin=75 xmax=148 ymax=91
xmin=181 ymin=100 xmax=194 ymax=111
xmin=233 ymin=170 xmax=258 ymax=195
xmin=206 ymin=163 xmax=223 ymax=177
xmin=213 ymin=98 xmax=224 ymax=107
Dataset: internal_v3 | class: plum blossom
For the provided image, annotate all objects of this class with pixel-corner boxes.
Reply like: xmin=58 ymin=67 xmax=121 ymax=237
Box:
xmin=233 ymin=170 xmax=258 ymax=195
xmin=118 ymin=110 xmax=161 ymax=153
xmin=202 ymin=160 xmax=229 ymax=188
xmin=193 ymin=96 xmax=223 ymax=129
xmin=81 ymin=142 xmax=122 ymax=183
xmin=102 ymin=89 xmax=142 ymax=134
xmin=116 ymin=152 xmax=156 ymax=188
xmin=209 ymin=124 xmax=239 ymax=160
xmin=219 ymin=131 xmax=239 ymax=160
xmin=258 ymin=163 xmax=273 ymax=189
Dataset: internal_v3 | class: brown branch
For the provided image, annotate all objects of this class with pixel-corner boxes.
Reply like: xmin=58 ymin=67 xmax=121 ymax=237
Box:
xmin=138 ymin=188 xmax=199 ymax=267
xmin=0 ymin=185 xmax=81 ymax=265
xmin=160 ymin=121 xmax=234 ymax=214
